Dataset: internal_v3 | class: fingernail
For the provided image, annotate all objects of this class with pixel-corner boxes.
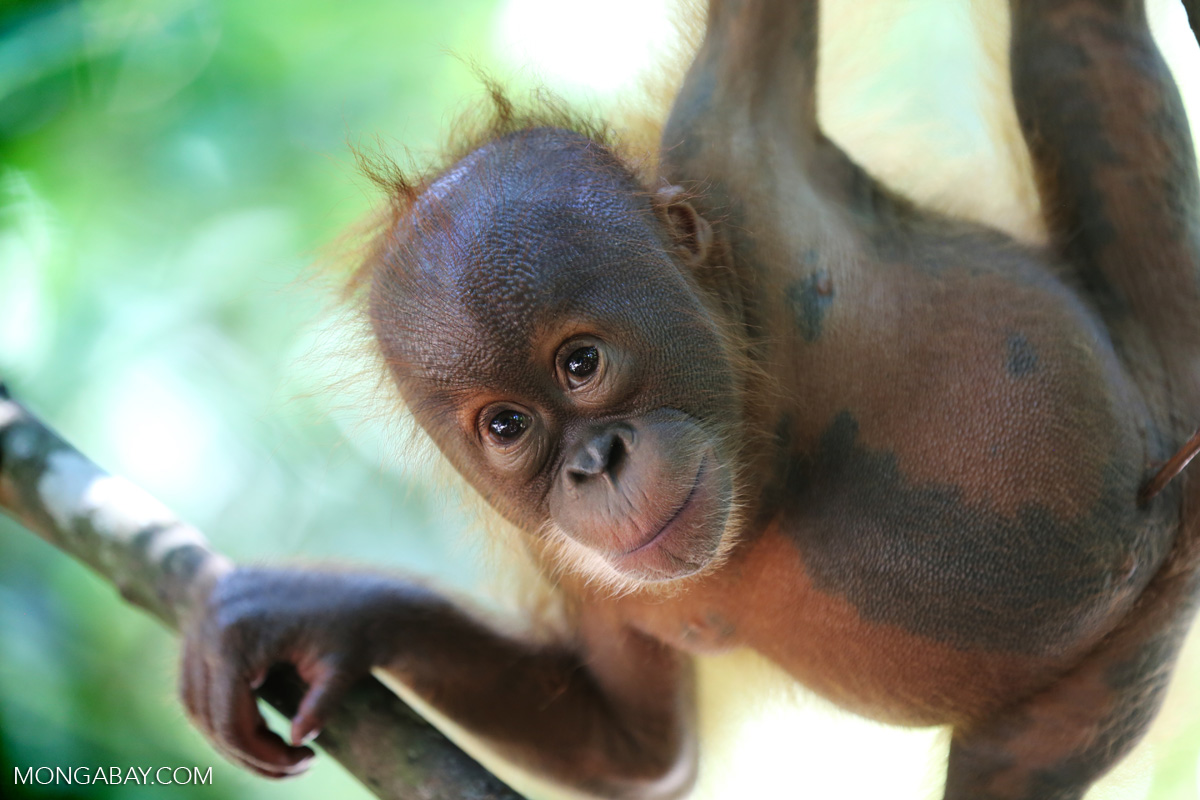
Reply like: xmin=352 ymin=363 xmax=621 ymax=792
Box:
xmin=291 ymin=721 xmax=321 ymax=746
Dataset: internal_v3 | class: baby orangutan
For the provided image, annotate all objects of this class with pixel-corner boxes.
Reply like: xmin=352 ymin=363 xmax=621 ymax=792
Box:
xmin=180 ymin=1 xmax=1200 ymax=798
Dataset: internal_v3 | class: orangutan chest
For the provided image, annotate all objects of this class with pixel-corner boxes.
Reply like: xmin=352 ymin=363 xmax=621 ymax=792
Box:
xmin=773 ymin=395 xmax=1172 ymax=665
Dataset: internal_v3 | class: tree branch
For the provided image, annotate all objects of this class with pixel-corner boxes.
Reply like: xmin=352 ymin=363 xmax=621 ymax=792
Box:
xmin=0 ymin=382 xmax=524 ymax=800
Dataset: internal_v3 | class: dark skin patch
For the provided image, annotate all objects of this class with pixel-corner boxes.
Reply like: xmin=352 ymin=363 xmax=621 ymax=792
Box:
xmin=782 ymin=412 xmax=1144 ymax=653
xmin=1013 ymin=11 xmax=1200 ymax=330
xmin=787 ymin=270 xmax=834 ymax=343
xmin=1006 ymin=334 xmax=1039 ymax=377
xmin=945 ymin=604 xmax=1194 ymax=799
xmin=752 ymin=413 xmax=796 ymax=526
xmin=661 ymin=61 xmax=717 ymax=170
xmin=1013 ymin=29 xmax=1127 ymax=321
xmin=790 ymin=3 xmax=817 ymax=60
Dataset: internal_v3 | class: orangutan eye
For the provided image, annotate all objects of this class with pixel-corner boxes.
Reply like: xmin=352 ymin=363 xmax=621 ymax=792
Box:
xmin=565 ymin=346 xmax=600 ymax=379
xmin=488 ymin=409 xmax=530 ymax=441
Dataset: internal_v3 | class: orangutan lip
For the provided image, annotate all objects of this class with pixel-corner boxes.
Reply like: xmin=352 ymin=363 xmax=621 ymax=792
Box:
xmin=623 ymin=457 xmax=708 ymax=557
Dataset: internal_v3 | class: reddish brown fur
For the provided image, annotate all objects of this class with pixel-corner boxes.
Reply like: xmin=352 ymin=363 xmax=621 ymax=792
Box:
xmin=178 ymin=3 xmax=1200 ymax=799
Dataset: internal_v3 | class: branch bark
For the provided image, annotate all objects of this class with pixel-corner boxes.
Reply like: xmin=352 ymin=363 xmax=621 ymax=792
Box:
xmin=0 ymin=382 xmax=524 ymax=800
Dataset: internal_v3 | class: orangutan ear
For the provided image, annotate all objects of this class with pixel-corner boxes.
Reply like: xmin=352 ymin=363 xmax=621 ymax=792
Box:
xmin=654 ymin=185 xmax=712 ymax=267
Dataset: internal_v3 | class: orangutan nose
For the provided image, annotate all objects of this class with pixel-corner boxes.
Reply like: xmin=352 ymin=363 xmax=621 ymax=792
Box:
xmin=565 ymin=424 xmax=636 ymax=487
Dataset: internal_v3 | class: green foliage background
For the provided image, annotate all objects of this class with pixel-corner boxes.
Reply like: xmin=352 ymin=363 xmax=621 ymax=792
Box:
xmin=0 ymin=0 xmax=521 ymax=796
